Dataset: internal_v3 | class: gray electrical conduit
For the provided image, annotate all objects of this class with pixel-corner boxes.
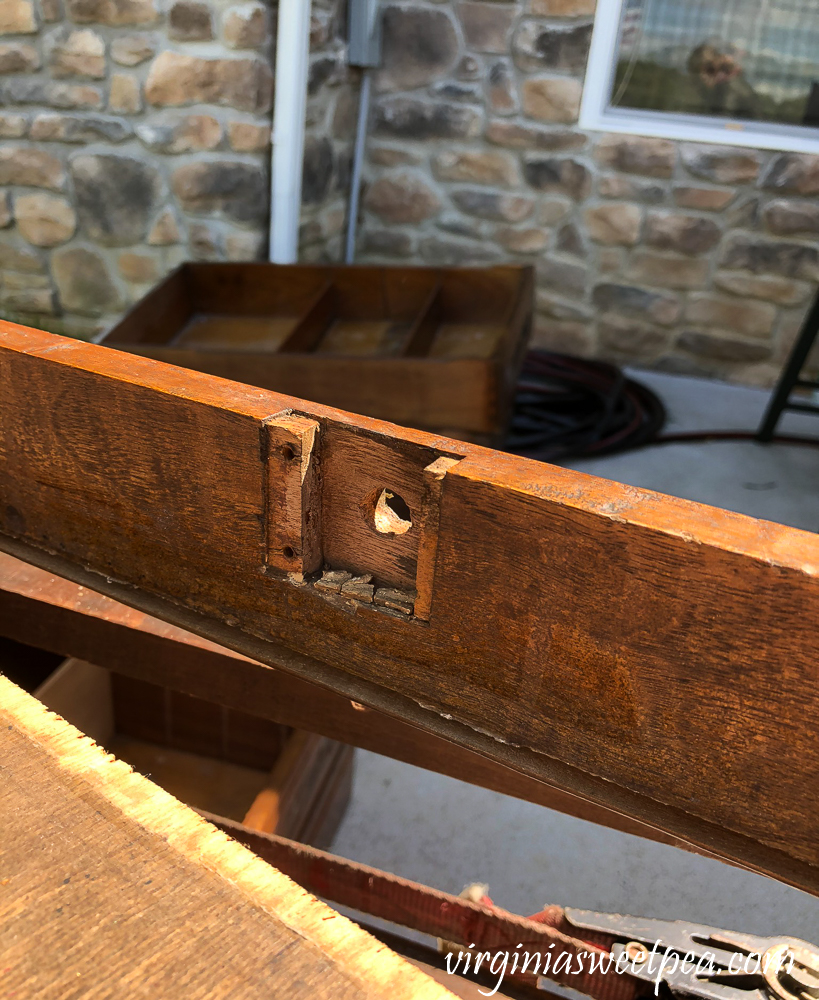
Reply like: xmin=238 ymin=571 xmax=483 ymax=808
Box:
xmin=344 ymin=68 xmax=372 ymax=264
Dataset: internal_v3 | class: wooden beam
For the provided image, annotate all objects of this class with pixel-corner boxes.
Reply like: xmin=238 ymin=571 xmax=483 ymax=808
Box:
xmin=2 ymin=321 xmax=819 ymax=891
xmin=0 ymin=675 xmax=452 ymax=999
xmin=0 ymin=551 xmax=709 ymax=854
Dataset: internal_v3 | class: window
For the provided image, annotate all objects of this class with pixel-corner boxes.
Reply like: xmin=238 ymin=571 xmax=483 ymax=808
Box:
xmin=580 ymin=0 xmax=819 ymax=153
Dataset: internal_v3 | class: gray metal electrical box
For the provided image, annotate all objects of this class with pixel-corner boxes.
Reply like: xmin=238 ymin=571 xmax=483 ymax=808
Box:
xmin=347 ymin=0 xmax=381 ymax=67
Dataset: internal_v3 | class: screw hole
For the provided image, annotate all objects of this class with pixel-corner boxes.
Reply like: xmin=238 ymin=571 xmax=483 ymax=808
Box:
xmin=373 ymin=489 xmax=412 ymax=535
xmin=281 ymin=445 xmax=296 ymax=461
xmin=282 ymin=545 xmax=295 ymax=559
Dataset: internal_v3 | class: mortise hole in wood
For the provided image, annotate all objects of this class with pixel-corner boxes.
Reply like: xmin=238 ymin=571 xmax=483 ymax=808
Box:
xmin=372 ymin=489 xmax=412 ymax=536
xmin=282 ymin=545 xmax=296 ymax=560
xmin=281 ymin=445 xmax=296 ymax=461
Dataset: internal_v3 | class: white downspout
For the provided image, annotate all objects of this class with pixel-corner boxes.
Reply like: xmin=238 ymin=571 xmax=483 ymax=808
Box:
xmin=269 ymin=0 xmax=313 ymax=263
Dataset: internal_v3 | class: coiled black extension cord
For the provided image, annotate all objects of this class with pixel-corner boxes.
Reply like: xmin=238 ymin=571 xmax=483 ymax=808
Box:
xmin=505 ymin=350 xmax=819 ymax=462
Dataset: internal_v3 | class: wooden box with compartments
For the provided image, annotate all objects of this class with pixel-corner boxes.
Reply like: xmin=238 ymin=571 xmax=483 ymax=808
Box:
xmin=101 ymin=263 xmax=534 ymax=445
xmin=1 ymin=638 xmax=352 ymax=848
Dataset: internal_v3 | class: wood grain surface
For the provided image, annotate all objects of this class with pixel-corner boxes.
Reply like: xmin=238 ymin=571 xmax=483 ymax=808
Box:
xmin=1 ymin=321 xmax=818 ymax=891
xmin=0 ymin=674 xmax=453 ymax=999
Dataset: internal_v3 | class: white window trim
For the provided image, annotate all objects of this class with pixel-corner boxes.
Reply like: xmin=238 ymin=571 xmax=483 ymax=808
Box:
xmin=579 ymin=0 xmax=819 ymax=154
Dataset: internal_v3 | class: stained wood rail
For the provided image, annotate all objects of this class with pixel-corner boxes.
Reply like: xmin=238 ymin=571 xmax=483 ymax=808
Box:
xmin=0 ymin=551 xmax=710 ymax=853
xmin=1 ymin=321 xmax=819 ymax=892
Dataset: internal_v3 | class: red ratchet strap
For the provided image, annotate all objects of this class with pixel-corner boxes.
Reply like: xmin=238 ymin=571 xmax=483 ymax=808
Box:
xmin=203 ymin=812 xmax=640 ymax=1000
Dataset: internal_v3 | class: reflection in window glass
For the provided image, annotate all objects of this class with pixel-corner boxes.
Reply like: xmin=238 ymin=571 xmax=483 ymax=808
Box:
xmin=611 ymin=0 xmax=819 ymax=128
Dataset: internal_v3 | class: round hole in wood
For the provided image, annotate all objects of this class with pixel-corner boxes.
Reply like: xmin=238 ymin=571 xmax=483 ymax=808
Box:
xmin=373 ymin=489 xmax=412 ymax=535
xmin=282 ymin=545 xmax=295 ymax=559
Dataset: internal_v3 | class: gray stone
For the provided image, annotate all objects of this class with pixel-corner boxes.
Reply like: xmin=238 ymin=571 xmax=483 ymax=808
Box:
xmin=301 ymin=136 xmax=333 ymax=204
xmin=584 ymin=203 xmax=641 ymax=245
xmin=626 ymin=251 xmax=709 ymax=290
xmin=189 ymin=221 xmax=222 ymax=260
xmin=0 ymin=147 xmax=64 ymax=189
xmin=512 ymin=20 xmax=593 ymax=73
xmin=684 ymin=293 xmax=776 ymax=339
xmin=430 ymin=80 xmax=483 ymax=103
xmin=222 ymin=2 xmax=269 ymax=49
xmin=47 ymin=27 xmax=106 ymax=79
xmin=0 ymin=242 xmax=46 ymax=272
xmin=486 ymin=59 xmax=517 ymax=114
xmin=764 ymin=200 xmax=819 ymax=237
xmin=592 ymin=283 xmax=681 ymax=326
xmin=168 ymin=0 xmax=213 ymax=40
xmin=373 ymin=97 xmax=482 ymax=140
xmin=172 ymin=160 xmax=266 ymax=224
xmin=598 ymin=315 xmax=670 ymax=359
xmin=308 ymin=55 xmax=343 ymax=96
xmin=495 ymin=226 xmax=548 ymax=253
xmin=713 ymin=270 xmax=811 ymax=307
xmin=678 ymin=331 xmax=770 ymax=363
xmin=673 ymin=186 xmax=734 ymax=211
xmin=0 ymin=42 xmax=39 ymax=73
xmin=720 ymin=235 xmax=819 ymax=282
xmin=531 ymin=317 xmax=593 ymax=355
xmin=433 ymin=148 xmax=518 ymax=185
xmin=0 ymin=112 xmax=28 ymax=137
xmin=725 ymin=194 xmax=759 ymax=228
xmin=110 ymin=33 xmax=155 ymax=65
xmin=522 ymin=156 xmax=591 ymax=199
xmin=450 ymin=188 xmax=534 ymax=222
xmin=455 ymin=55 xmax=481 ymax=80
xmin=595 ymin=134 xmax=675 ymax=178
xmin=420 ymin=236 xmax=498 ymax=265
xmin=761 ymin=153 xmax=819 ymax=195
xmin=436 ymin=213 xmax=484 ymax=238
xmin=360 ymin=229 xmax=414 ymax=256
xmin=364 ymin=172 xmax=440 ymax=224
xmin=486 ymin=120 xmax=586 ymax=151
xmin=0 ymin=0 xmax=37 ymax=34
xmin=52 ymin=246 xmax=121 ymax=315
xmin=70 ymin=154 xmax=162 ymax=245
xmin=145 ymin=52 xmax=273 ymax=114
xmin=556 ymin=222 xmax=585 ymax=258
xmin=135 ymin=114 xmax=221 ymax=153
xmin=537 ymin=256 xmax=587 ymax=296
xmin=458 ymin=2 xmax=515 ymax=54
xmin=377 ymin=6 xmax=458 ymax=91
xmin=30 ymin=113 xmax=131 ymax=143
xmin=1 ymin=78 xmax=102 ymax=109
xmin=598 ymin=174 xmax=665 ymax=204
xmin=681 ymin=145 xmax=761 ymax=184
xmin=521 ymin=76 xmax=582 ymax=123
xmin=64 ymin=0 xmax=157 ymax=24
xmin=644 ymin=211 xmax=722 ymax=255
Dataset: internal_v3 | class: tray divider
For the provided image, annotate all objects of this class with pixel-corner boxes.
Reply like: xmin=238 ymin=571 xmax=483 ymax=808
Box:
xmin=277 ymin=280 xmax=336 ymax=354
xmin=401 ymin=281 xmax=443 ymax=358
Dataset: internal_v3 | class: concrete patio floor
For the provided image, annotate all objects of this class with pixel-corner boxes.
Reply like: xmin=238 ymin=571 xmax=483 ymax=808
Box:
xmin=330 ymin=370 xmax=819 ymax=941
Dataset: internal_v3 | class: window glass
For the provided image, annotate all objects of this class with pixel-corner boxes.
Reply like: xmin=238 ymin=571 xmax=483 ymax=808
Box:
xmin=611 ymin=0 xmax=819 ymax=129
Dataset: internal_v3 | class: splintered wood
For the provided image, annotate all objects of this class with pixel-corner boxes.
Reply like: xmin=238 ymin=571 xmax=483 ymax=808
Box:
xmin=1 ymin=320 xmax=819 ymax=894
xmin=0 ymin=675 xmax=453 ymax=999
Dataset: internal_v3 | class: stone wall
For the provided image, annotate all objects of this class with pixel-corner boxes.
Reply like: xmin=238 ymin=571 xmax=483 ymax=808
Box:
xmin=0 ymin=0 xmax=355 ymax=338
xmin=355 ymin=0 xmax=819 ymax=384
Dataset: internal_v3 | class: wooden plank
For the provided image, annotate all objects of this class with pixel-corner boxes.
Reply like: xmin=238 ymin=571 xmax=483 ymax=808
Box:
xmin=0 ymin=675 xmax=452 ymax=999
xmin=2 ymin=322 xmax=819 ymax=891
xmin=0 ymin=551 xmax=702 ymax=854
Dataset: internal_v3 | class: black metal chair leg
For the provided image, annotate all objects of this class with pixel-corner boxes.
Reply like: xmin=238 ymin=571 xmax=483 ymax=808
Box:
xmin=757 ymin=292 xmax=819 ymax=442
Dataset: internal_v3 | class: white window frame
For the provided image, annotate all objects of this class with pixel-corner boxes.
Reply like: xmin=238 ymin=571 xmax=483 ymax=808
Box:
xmin=579 ymin=0 xmax=819 ymax=154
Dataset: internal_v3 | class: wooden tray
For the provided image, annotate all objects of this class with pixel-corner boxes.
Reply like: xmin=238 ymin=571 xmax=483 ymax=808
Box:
xmin=101 ymin=263 xmax=534 ymax=444
xmin=24 ymin=649 xmax=352 ymax=848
